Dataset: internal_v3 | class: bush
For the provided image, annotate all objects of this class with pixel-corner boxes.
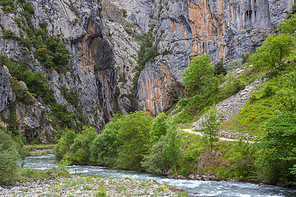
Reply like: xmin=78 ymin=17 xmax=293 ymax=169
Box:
xmin=150 ymin=112 xmax=168 ymax=144
xmin=142 ymin=124 xmax=181 ymax=175
xmin=90 ymin=114 xmax=123 ymax=166
xmin=36 ymin=48 xmax=48 ymax=62
xmin=124 ymin=27 xmax=132 ymax=35
xmin=0 ymin=129 xmax=20 ymax=184
xmin=250 ymin=34 xmax=294 ymax=70
xmin=214 ymin=59 xmax=227 ymax=76
xmin=3 ymin=30 xmax=16 ymax=39
xmin=53 ymin=128 xmax=77 ymax=161
xmin=0 ymin=0 xmax=15 ymax=12
xmin=120 ymin=8 xmax=127 ymax=17
xmin=116 ymin=111 xmax=152 ymax=170
xmin=23 ymin=2 xmax=34 ymax=15
xmin=64 ymin=127 xmax=98 ymax=165
xmin=257 ymin=113 xmax=296 ymax=184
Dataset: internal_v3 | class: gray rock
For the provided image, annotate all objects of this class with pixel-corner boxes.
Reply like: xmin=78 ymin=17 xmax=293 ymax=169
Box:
xmin=188 ymin=174 xmax=196 ymax=180
xmin=134 ymin=0 xmax=292 ymax=115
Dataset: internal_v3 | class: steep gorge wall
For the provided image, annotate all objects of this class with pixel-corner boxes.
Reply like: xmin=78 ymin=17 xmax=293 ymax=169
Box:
xmin=0 ymin=0 xmax=119 ymax=142
xmin=133 ymin=0 xmax=293 ymax=115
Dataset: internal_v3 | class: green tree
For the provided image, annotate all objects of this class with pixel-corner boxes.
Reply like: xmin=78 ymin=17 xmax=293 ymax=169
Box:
xmin=36 ymin=48 xmax=48 ymax=62
xmin=90 ymin=114 xmax=124 ymax=166
xmin=116 ymin=111 xmax=152 ymax=170
xmin=142 ymin=124 xmax=182 ymax=175
xmin=64 ymin=126 xmax=98 ymax=165
xmin=0 ymin=129 xmax=20 ymax=184
xmin=150 ymin=112 xmax=168 ymax=144
xmin=53 ymin=128 xmax=77 ymax=161
xmin=53 ymin=41 xmax=70 ymax=66
xmin=182 ymin=55 xmax=214 ymax=96
xmin=250 ymin=34 xmax=294 ymax=70
xmin=278 ymin=14 xmax=296 ymax=34
xmin=199 ymin=107 xmax=220 ymax=151
xmin=257 ymin=113 xmax=296 ymax=184
xmin=23 ymin=2 xmax=34 ymax=15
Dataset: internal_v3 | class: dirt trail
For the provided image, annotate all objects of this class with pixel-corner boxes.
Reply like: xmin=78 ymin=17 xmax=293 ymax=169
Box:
xmin=182 ymin=129 xmax=255 ymax=143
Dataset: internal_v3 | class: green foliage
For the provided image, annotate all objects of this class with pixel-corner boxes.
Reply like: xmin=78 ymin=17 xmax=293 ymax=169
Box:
xmin=161 ymin=48 xmax=172 ymax=56
xmin=3 ymin=29 xmax=17 ymax=39
xmin=23 ymin=2 xmax=34 ymax=15
xmin=214 ymin=59 xmax=227 ymax=76
xmin=182 ymin=55 xmax=214 ymax=96
xmin=279 ymin=11 xmax=296 ymax=34
xmin=120 ymin=8 xmax=127 ymax=17
xmin=232 ymin=139 xmax=256 ymax=180
xmin=63 ymin=127 xmax=98 ymax=164
xmin=0 ymin=0 xmax=15 ymax=12
xmin=250 ymin=34 xmax=294 ymax=70
xmin=0 ymin=128 xmax=20 ymax=184
xmin=90 ymin=114 xmax=124 ymax=166
xmin=142 ymin=124 xmax=182 ymax=175
xmin=9 ymin=77 xmax=35 ymax=105
xmin=53 ymin=128 xmax=77 ymax=161
xmin=199 ymin=107 xmax=220 ymax=151
xmin=36 ymin=48 xmax=48 ymax=62
xmin=150 ymin=112 xmax=168 ymax=144
xmin=257 ymin=113 xmax=296 ymax=184
xmin=60 ymin=86 xmax=79 ymax=108
xmin=116 ymin=111 xmax=152 ymax=170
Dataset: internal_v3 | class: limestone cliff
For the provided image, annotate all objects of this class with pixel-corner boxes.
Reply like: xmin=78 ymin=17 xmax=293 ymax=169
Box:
xmin=130 ymin=0 xmax=293 ymax=115
xmin=0 ymin=0 xmax=118 ymax=142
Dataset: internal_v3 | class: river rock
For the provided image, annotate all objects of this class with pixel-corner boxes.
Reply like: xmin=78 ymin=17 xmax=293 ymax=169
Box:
xmin=188 ymin=174 xmax=196 ymax=180
xmin=201 ymin=175 xmax=210 ymax=181
xmin=175 ymin=175 xmax=186 ymax=179
xmin=196 ymin=175 xmax=202 ymax=180
xmin=276 ymin=181 xmax=287 ymax=187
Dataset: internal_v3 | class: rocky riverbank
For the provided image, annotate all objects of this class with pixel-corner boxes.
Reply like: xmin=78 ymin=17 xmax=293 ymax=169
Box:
xmin=0 ymin=175 xmax=184 ymax=196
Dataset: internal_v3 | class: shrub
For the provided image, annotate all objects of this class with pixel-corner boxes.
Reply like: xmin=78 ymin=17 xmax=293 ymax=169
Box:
xmin=250 ymin=34 xmax=294 ymax=70
xmin=36 ymin=48 xmax=48 ymax=62
xmin=150 ymin=112 xmax=168 ymax=144
xmin=124 ymin=27 xmax=132 ymax=35
xmin=0 ymin=129 xmax=20 ymax=184
xmin=214 ymin=59 xmax=227 ymax=76
xmin=120 ymin=8 xmax=127 ymax=17
xmin=66 ymin=127 xmax=97 ymax=165
xmin=23 ymin=2 xmax=34 ymax=15
xmin=0 ymin=0 xmax=15 ymax=12
xmin=116 ymin=111 xmax=152 ymax=170
xmin=53 ymin=128 xmax=77 ymax=161
xmin=90 ymin=114 xmax=123 ymax=166
xmin=3 ymin=30 xmax=16 ymax=39
xmin=142 ymin=124 xmax=181 ymax=175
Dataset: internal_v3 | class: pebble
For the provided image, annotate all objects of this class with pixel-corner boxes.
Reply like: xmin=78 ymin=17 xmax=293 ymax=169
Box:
xmin=0 ymin=175 xmax=180 ymax=196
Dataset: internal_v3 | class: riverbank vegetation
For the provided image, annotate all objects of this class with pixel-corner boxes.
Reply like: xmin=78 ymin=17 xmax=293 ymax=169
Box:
xmin=49 ymin=9 xmax=296 ymax=187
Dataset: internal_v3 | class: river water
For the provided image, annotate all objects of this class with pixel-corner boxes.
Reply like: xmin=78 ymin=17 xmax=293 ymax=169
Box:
xmin=23 ymin=154 xmax=296 ymax=197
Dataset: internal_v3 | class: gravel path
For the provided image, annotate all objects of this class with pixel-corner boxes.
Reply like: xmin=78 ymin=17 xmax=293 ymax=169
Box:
xmin=182 ymin=129 xmax=255 ymax=143
xmin=0 ymin=175 xmax=181 ymax=197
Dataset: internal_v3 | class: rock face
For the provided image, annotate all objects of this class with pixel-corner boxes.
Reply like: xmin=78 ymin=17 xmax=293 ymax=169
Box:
xmin=0 ymin=65 xmax=15 ymax=114
xmin=133 ymin=0 xmax=293 ymax=115
xmin=137 ymin=59 xmax=184 ymax=115
xmin=0 ymin=0 xmax=119 ymax=142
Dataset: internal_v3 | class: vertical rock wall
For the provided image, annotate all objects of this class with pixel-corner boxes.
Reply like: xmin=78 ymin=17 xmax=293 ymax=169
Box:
xmin=135 ymin=0 xmax=293 ymax=115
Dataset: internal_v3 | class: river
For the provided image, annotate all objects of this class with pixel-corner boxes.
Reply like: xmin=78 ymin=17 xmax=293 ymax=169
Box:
xmin=23 ymin=154 xmax=296 ymax=197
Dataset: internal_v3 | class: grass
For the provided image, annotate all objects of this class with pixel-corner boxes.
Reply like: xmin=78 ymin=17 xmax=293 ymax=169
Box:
xmin=24 ymin=144 xmax=55 ymax=149
xmin=220 ymin=63 xmax=295 ymax=136
xmin=14 ymin=167 xmax=70 ymax=183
